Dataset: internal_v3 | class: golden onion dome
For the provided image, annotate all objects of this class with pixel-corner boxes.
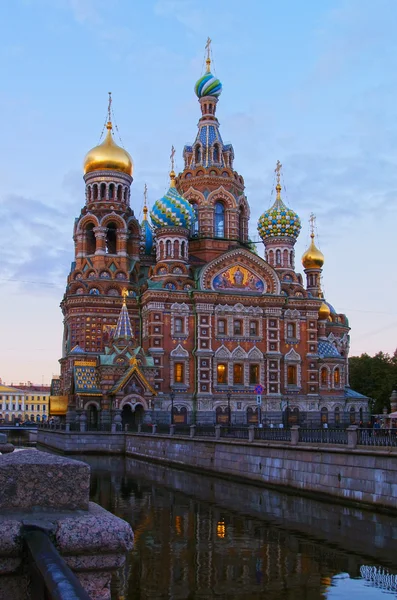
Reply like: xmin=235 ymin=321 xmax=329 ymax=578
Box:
xmin=318 ymin=301 xmax=331 ymax=320
xmin=302 ymin=233 xmax=324 ymax=269
xmin=83 ymin=122 xmax=133 ymax=176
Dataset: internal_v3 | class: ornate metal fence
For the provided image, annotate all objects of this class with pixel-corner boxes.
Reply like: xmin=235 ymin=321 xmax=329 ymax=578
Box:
xmin=357 ymin=428 xmax=397 ymax=447
xmin=254 ymin=427 xmax=291 ymax=442
xmin=299 ymin=428 xmax=347 ymax=444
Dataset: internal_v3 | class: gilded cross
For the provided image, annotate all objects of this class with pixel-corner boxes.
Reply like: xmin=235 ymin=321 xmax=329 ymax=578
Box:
xmin=107 ymin=91 xmax=112 ymax=122
xmin=143 ymin=183 xmax=148 ymax=206
xmin=122 ymin=289 xmax=129 ymax=304
xmin=309 ymin=212 xmax=316 ymax=237
xmin=205 ymin=37 xmax=212 ymax=72
xmin=170 ymin=145 xmax=176 ymax=171
xmin=274 ymin=160 xmax=282 ymax=185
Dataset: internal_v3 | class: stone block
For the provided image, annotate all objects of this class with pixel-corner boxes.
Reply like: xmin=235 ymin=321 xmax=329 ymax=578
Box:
xmin=0 ymin=450 xmax=90 ymax=511
xmin=0 ymin=434 xmax=8 ymax=443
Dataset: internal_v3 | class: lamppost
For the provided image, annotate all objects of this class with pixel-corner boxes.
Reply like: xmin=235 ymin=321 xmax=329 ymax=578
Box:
xmin=170 ymin=391 xmax=175 ymax=425
xmin=227 ymin=390 xmax=231 ymax=426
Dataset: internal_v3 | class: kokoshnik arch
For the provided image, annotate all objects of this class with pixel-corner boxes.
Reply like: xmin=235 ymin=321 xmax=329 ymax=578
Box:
xmin=58 ymin=43 xmax=368 ymax=428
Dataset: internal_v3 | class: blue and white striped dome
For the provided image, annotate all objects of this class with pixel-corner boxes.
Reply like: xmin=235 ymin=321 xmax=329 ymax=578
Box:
xmin=150 ymin=182 xmax=195 ymax=230
xmin=195 ymin=72 xmax=222 ymax=98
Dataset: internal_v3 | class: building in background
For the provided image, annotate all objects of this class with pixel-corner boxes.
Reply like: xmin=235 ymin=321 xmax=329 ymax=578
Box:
xmin=58 ymin=44 xmax=368 ymax=428
xmin=0 ymin=384 xmax=50 ymax=423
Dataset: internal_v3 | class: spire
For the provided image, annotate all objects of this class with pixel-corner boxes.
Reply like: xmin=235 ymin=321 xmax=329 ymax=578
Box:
xmin=205 ymin=37 xmax=212 ymax=73
xmin=114 ymin=290 xmax=133 ymax=340
xmin=169 ymin=145 xmax=176 ymax=188
xmin=107 ymin=91 xmax=112 ymax=130
xmin=275 ymin=160 xmax=282 ymax=201
xmin=143 ymin=183 xmax=148 ymax=221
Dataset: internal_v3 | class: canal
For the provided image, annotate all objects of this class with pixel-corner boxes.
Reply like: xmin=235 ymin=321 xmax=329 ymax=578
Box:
xmin=75 ymin=454 xmax=397 ymax=599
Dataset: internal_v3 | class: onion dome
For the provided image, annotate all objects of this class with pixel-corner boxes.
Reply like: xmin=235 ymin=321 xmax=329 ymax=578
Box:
xmin=257 ymin=163 xmax=301 ymax=241
xmin=302 ymin=216 xmax=324 ymax=269
xmin=195 ymin=72 xmax=222 ymax=98
xmin=84 ymin=121 xmax=133 ymax=176
xmin=141 ymin=200 xmax=153 ymax=254
xmin=150 ymin=170 xmax=195 ymax=229
xmin=318 ymin=301 xmax=331 ymax=320
xmin=194 ymin=40 xmax=222 ymax=98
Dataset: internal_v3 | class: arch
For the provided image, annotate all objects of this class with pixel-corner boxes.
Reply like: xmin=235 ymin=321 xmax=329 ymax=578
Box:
xmin=76 ymin=213 xmax=100 ymax=233
xmin=181 ymin=240 xmax=186 ymax=259
xmin=283 ymin=249 xmax=289 ymax=267
xmin=100 ymin=213 xmax=127 ymax=230
xmin=333 ymin=366 xmax=341 ymax=387
xmin=286 ymin=406 xmax=300 ymax=426
xmin=117 ymin=184 xmax=123 ymax=201
xmin=120 ymin=396 xmax=149 ymax=411
xmin=213 ymin=143 xmax=220 ymax=163
xmin=214 ymin=201 xmax=225 ymax=238
xmin=216 ymin=405 xmax=229 ymax=424
xmin=86 ymin=404 xmax=98 ymax=429
xmin=166 ymin=240 xmax=172 ymax=257
xmin=320 ymin=366 xmax=329 ymax=387
xmin=248 ymin=347 xmax=263 ymax=360
xmin=334 ymin=405 xmax=341 ymax=426
xmin=207 ymin=186 xmax=236 ymax=210
xmin=108 ymin=183 xmax=115 ymax=199
xmin=93 ymin=183 xmax=98 ymax=200
xmin=321 ymin=407 xmax=328 ymax=424
xmin=105 ymin=222 xmax=117 ymax=254
xmin=85 ymin=223 xmax=96 ymax=255
xmin=247 ymin=406 xmax=259 ymax=424
xmin=100 ymin=182 xmax=106 ymax=199
xmin=173 ymin=239 xmax=179 ymax=258
xmin=276 ymin=249 xmax=281 ymax=266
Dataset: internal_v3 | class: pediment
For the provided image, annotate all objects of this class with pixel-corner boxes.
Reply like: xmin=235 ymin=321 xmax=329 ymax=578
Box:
xmin=170 ymin=344 xmax=189 ymax=358
xmin=199 ymin=249 xmax=280 ymax=295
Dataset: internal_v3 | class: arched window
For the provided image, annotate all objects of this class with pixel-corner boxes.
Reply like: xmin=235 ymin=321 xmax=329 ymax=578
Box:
xmin=93 ymin=184 xmax=98 ymax=200
xmin=117 ymin=185 xmax=122 ymax=201
xmin=359 ymin=407 xmax=363 ymax=423
xmin=214 ymin=202 xmax=225 ymax=237
xmin=174 ymin=240 xmax=179 ymax=258
xmin=105 ymin=222 xmax=117 ymax=254
xmin=108 ymin=183 xmax=115 ymax=199
xmin=283 ymin=249 xmax=289 ymax=266
xmin=334 ymin=367 xmax=340 ymax=387
xmin=87 ymin=186 xmax=92 ymax=202
xmin=85 ymin=223 xmax=96 ymax=255
xmin=350 ymin=406 xmax=356 ymax=424
xmin=123 ymin=187 xmax=128 ymax=202
xmin=290 ymin=250 xmax=294 ymax=267
xmin=191 ymin=203 xmax=199 ymax=236
xmin=334 ymin=406 xmax=340 ymax=427
xmin=321 ymin=407 xmax=328 ymax=424
xmin=320 ymin=367 xmax=328 ymax=386
xmin=166 ymin=240 xmax=171 ymax=257
xmin=213 ymin=144 xmax=220 ymax=163
xmin=276 ymin=249 xmax=281 ymax=265
xmin=195 ymin=145 xmax=201 ymax=164
xmin=181 ymin=241 xmax=186 ymax=259
xmin=100 ymin=183 xmax=106 ymax=199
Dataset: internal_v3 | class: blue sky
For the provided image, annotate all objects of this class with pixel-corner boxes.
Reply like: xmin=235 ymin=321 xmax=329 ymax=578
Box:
xmin=0 ymin=0 xmax=397 ymax=383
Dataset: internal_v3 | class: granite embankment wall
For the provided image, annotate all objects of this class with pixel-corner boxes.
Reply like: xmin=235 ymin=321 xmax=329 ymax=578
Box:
xmin=124 ymin=434 xmax=397 ymax=511
xmin=38 ymin=430 xmax=397 ymax=510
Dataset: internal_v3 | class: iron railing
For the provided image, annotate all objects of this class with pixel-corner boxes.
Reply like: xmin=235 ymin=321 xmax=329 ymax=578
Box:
xmin=220 ymin=426 xmax=249 ymax=439
xmin=254 ymin=427 xmax=292 ymax=442
xmin=357 ymin=428 xmax=397 ymax=447
xmin=299 ymin=428 xmax=347 ymax=444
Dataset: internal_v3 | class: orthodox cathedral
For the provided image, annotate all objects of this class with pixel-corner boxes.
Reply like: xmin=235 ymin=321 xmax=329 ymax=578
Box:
xmin=59 ymin=44 xmax=368 ymax=428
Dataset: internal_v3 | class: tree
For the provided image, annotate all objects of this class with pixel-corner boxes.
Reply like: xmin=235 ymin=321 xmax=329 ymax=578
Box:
xmin=349 ymin=351 xmax=397 ymax=413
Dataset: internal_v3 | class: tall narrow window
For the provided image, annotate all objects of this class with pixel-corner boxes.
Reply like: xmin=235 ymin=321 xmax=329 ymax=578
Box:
xmin=174 ymin=362 xmax=184 ymax=384
xmin=174 ymin=317 xmax=183 ymax=334
xmin=213 ymin=144 xmax=220 ymax=163
xmin=217 ymin=319 xmax=226 ymax=335
xmin=217 ymin=363 xmax=227 ymax=384
xmin=286 ymin=322 xmax=296 ymax=338
xmin=105 ymin=223 xmax=117 ymax=254
xmin=166 ymin=240 xmax=171 ymax=256
xmin=287 ymin=365 xmax=297 ymax=385
xmin=195 ymin=145 xmax=201 ymax=164
xmin=85 ymin=224 xmax=96 ymax=255
xmin=249 ymin=321 xmax=258 ymax=336
xmin=334 ymin=368 xmax=340 ymax=387
xmin=321 ymin=407 xmax=328 ymax=424
xmin=214 ymin=202 xmax=225 ymax=237
xmin=249 ymin=364 xmax=259 ymax=385
xmin=334 ymin=406 xmax=340 ymax=426
xmin=233 ymin=320 xmax=242 ymax=335
xmin=233 ymin=364 xmax=243 ymax=384
xmin=276 ymin=249 xmax=281 ymax=265
xmin=350 ymin=406 xmax=356 ymax=424
xmin=321 ymin=368 xmax=327 ymax=386
xmin=108 ymin=183 xmax=114 ymax=199
xmin=191 ymin=203 xmax=199 ymax=236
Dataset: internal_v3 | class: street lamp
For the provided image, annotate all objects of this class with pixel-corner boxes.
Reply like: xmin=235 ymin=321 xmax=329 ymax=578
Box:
xmin=227 ymin=390 xmax=231 ymax=426
xmin=170 ymin=391 xmax=175 ymax=425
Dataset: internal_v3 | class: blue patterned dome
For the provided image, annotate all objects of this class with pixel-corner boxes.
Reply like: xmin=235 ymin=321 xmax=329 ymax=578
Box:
xmin=258 ymin=183 xmax=301 ymax=241
xmin=195 ymin=71 xmax=222 ymax=98
xmin=141 ymin=211 xmax=153 ymax=254
xmin=150 ymin=176 xmax=195 ymax=229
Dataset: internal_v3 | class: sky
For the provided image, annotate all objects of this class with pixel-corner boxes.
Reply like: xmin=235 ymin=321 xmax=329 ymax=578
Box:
xmin=0 ymin=0 xmax=397 ymax=384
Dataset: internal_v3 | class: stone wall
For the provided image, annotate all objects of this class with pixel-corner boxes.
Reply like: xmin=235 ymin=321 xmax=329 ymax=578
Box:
xmin=37 ymin=430 xmax=397 ymax=510
xmin=39 ymin=430 xmax=125 ymax=454
xmin=125 ymin=434 xmax=397 ymax=511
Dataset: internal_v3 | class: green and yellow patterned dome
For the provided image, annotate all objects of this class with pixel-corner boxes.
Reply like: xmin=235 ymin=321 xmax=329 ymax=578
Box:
xmin=258 ymin=182 xmax=301 ymax=241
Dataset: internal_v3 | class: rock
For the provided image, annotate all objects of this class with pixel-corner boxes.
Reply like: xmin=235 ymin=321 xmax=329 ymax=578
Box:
xmin=0 ymin=444 xmax=14 ymax=454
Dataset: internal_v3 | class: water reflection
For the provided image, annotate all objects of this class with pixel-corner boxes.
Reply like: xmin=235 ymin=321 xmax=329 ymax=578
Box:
xmin=76 ymin=455 xmax=397 ymax=600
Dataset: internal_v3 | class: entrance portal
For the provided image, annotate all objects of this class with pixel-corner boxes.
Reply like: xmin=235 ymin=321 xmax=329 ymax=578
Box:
xmin=122 ymin=404 xmax=144 ymax=429
xmin=87 ymin=405 xmax=98 ymax=429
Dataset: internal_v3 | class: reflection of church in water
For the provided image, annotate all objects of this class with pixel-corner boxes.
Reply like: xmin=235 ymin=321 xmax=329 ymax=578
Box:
xmin=59 ymin=42 xmax=368 ymax=427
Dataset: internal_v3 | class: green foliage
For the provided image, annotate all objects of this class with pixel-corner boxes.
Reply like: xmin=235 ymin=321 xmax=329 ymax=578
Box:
xmin=349 ymin=351 xmax=397 ymax=413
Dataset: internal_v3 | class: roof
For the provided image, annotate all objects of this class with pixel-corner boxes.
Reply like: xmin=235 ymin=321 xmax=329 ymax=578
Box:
xmin=0 ymin=384 xmax=24 ymax=394
xmin=344 ymin=387 xmax=369 ymax=400
xmin=70 ymin=344 xmax=85 ymax=354
xmin=318 ymin=340 xmax=341 ymax=358
xmin=114 ymin=302 xmax=133 ymax=339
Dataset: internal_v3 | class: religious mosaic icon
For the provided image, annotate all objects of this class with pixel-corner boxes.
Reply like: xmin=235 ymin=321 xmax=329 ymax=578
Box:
xmin=212 ymin=266 xmax=265 ymax=293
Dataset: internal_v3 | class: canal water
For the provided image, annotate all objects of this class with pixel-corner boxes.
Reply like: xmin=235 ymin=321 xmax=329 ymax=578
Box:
xmin=76 ymin=455 xmax=397 ymax=600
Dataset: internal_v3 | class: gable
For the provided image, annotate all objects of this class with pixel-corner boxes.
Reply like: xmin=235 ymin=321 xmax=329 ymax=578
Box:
xmin=199 ymin=249 xmax=280 ymax=295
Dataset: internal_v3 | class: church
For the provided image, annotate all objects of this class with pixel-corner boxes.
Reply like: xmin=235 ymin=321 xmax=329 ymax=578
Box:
xmin=58 ymin=44 xmax=368 ymax=428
